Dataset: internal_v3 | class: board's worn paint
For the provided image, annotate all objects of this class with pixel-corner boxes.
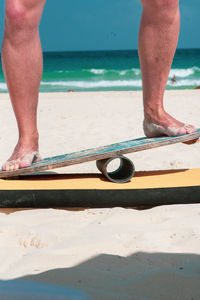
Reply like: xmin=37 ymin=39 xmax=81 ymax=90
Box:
xmin=0 ymin=129 xmax=200 ymax=178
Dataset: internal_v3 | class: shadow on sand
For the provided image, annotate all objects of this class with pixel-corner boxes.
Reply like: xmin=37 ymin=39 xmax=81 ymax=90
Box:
xmin=1 ymin=251 xmax=200 ymax=300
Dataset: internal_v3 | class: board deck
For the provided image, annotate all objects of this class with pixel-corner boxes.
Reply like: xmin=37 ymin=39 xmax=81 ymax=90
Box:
xmin=0 ymin=129 xmax=200 ymax=178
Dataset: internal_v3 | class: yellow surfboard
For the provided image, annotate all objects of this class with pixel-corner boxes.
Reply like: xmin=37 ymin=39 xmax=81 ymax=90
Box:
xmin=1 ymin=168 xmax=200 ymax=208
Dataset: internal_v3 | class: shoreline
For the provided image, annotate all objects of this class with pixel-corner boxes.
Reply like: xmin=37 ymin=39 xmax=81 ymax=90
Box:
xmin=0 ymin=87 xmax=200 ymax=94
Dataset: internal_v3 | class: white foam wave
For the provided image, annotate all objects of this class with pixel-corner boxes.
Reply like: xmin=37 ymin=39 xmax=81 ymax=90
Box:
xmin=90 ymin=69 xmax=105 ymax=74
xmin=41 ymin=80 xmax=142 ymax=88
xmin=119 ymin=71 xmax=127 ymax=75
xmin=0 ymin=83 xmax=8 ymax=90
xmin=42 ymin=77 xmax=200 ymax=89
xmin=167 ymin=79 xmax=200 ymax=87
xmin=90 ymin=68 xmax=141 ymax=76
xmin=55 ymin=68 xmax=142 ymax=77
xmin=118 ymin=69 xmax=141 ymax=76
xmin=169 ymin=68 xmax=197 ymax=78
xmin=132 ymin=68 xmax=141 ymax=75
xmin=194 ymin=66 xmax=200 ymax=72
xmin=51 ymin=67 xmax=200 ymax=79
xmin=56 ymin=70 xmax=70 ymax=73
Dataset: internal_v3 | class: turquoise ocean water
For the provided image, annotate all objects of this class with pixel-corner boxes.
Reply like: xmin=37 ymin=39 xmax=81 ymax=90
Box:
xmin=0 ymin=48 xmax=199 ymax=92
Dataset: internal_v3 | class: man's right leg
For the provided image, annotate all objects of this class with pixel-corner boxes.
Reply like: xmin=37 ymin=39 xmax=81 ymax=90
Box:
xmin=2 ymin=0 xmax=46 ymax=171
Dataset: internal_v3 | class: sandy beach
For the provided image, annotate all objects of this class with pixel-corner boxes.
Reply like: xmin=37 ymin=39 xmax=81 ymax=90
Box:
xmin=0 ymin=90 xmax=200 ymax=299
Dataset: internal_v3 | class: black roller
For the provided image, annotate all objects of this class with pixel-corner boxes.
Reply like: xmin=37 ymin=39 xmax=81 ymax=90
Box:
xmin=96 ymin=155 xmax=135 ymax=183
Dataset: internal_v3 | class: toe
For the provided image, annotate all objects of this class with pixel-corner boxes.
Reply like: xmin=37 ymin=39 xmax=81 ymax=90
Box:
xmin=14 ymin=162 xmax=20 ymax=170
xmin=175 ymin=124 xmax=196 ymax=136
xmin=19 ymin=152 xmax=40 ymax=169
xmin=2 ymin=161 xmax=12 ymax=171
xmin=19 ymin=161 xmax=32 ymax=168
xmin=2 ymin=159 xmax=20 ymax=171
xmin=1 ymin=164 xmax=6 ymax=171
xmin=10 ymin=165 xmax=15 ymax=171
xmin=176 ymin=127 xmax=187 ymax=135
xmin=7 ymin=162 xmax=14 ymax=171
xmin=184 ymin=124 xmax=196 ymax=134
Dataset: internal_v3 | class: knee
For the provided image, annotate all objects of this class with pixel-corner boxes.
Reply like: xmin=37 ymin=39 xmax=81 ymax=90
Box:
xmin=141 ymin=0 xmax=179 ymax=22
xmin=4 ymin=2 xmax=41 ymax=36
xmin=6 ymin=5 xmax=30 ymax=32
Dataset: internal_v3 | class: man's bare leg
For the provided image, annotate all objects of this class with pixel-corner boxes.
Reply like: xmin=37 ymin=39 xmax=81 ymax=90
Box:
xmin=2 ymin=0 xmax=46 ymax=170
xmin=139 ymin=0 xmax=196 ymax=137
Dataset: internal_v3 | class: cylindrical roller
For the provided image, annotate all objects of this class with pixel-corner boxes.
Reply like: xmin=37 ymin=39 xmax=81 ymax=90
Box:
xmin=96 ymin=155 xmax=135 ymax=183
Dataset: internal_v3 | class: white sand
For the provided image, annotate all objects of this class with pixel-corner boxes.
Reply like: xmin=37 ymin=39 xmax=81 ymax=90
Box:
xmin=0 ymin=90 xmax=200 ymax=300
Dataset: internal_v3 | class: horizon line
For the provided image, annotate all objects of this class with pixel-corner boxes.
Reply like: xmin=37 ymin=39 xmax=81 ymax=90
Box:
xmin=42 ymin=47 xmax=200 ymax=53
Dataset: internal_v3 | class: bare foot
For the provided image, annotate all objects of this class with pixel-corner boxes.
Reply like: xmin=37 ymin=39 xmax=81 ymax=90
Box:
xmin=2 ymin=140 xmax=41 ymax=171
xmin=143 ymin=111 xmax=196 ymax=138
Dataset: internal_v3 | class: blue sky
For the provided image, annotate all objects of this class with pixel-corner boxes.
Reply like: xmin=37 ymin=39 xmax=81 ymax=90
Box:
xmin=0 ymin=0 xmax=199 ymax=51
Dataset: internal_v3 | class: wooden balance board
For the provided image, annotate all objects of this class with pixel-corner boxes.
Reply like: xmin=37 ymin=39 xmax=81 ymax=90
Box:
xmin=0 ymin=129 xmax=200 ymax=183
xmin=0 ymin=169 xmax=200 ymax=208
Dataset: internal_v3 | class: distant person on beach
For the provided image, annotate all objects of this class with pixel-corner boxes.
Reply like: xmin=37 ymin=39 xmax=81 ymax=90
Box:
xmin=1 ymin=0 xmax=196 ymax=171
xmin=171 ymin=75 xmax=177 ymax=84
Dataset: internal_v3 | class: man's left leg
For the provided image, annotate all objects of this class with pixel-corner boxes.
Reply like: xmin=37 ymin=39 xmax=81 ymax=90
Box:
xmin=138 ymin=0 xmax=196 ymax=137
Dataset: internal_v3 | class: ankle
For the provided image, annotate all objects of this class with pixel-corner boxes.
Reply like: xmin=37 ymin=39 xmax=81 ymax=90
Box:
xmin=18 ymin=132 xmax=39 ymax=148
xmin=144 ymin=106 xmax=165 ymax=122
